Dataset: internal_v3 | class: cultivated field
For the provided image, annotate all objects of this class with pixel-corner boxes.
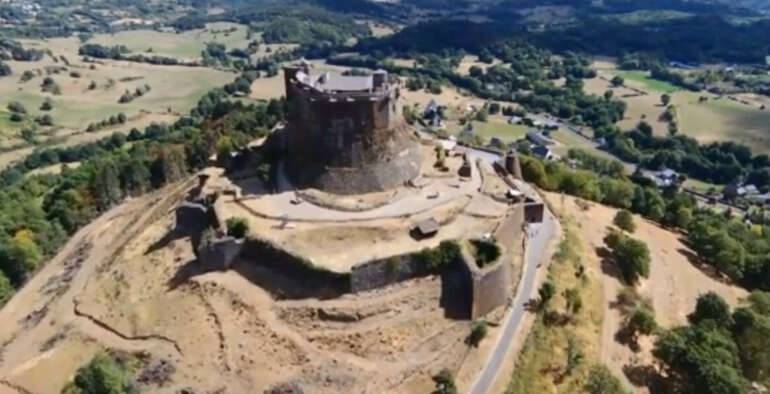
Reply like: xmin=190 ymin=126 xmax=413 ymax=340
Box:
xmin=87 ymin=22 xmax=251 ymax=60
xmin=589 ymin=61 xmax=770 ymax=152
xmin=0 ymin=32 xmax=240 ymax=169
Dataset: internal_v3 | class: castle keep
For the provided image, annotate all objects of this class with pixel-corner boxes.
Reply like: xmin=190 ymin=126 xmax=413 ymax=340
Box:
xmin=282 ymin=62 xmax=422 ymax=194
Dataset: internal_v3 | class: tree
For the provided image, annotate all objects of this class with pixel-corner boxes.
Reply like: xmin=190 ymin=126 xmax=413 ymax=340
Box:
xmin=64 ymin=353 xmax=132 ymax=394
xmin=605 ymin=233 xmax=650 ymax=284
xmin=626 ymin=306 xmax=657 ymax=340
xmin=226 ymin=217 xmax=249 ymax=239
xmin=689 ymin=292 xmax=733 ymax=328
xmin=613 ymin=210 xmax=636 ymax=233
xmin=467 ymin=320 xmax=488 ymax=347
xmin=538 ymin=280 xmax=556 ymax=309
xmin=475 ymin=109 xmax=488 ymax=122
xmin=636 ymin=121 xmax=653 ymax=137
xmin=611 ymin=75 xmax=624 ymax=87
xmin=604 ymin=89 xmax=614 ymax=101
xmin=7 ymin=101 xmax=27 ymax=114
xmin=654 ymin=321 xmax=746 ymax=394
xmin=661 ymin=93 xmax=671 ymax=106
xmin=90 ymin=159 xmax=122 ymax=211
xmin=432 ymin=368 xmax=457 ymax=394
xmin=46 ymin=189 xmax=95 ymax=234
xmin=585 ymin=364 xmax=629 ymax=394
xmin=40 ymin=98 xmax=53 ymax=111
xmin=0 ymin=270 xmax=13 ymax=307
xmin=488 ymin=102 xmax=500 ymax=115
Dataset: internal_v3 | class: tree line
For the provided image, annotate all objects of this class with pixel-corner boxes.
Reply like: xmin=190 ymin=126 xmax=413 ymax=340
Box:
xmin=0 ymin=88 xmax=286 ymax=307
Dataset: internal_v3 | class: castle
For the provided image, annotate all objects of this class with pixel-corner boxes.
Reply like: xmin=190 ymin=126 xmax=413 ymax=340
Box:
xmin=281 ymin=61 xmax=422 ymax=195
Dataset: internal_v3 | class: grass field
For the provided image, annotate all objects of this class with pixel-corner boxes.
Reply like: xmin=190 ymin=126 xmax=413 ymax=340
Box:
xmin=468 ymin=118 xmax=528 ymax=143
xmin=507 ymin=221 xmax=604 ymax=393
xmin=614 ymin=70 xmax=680 ymax=93
xmin=87 ymin=22 xmax=252 ymax=60
xmin=589 ymin=61 xmax=770 ymax=153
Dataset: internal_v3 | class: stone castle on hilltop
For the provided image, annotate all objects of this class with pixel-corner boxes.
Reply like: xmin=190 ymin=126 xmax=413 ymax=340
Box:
xmin=281 ymin=61 xmax=422 ymax=195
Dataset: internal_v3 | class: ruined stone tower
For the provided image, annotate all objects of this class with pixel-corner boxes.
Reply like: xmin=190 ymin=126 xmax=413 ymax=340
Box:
xmin=282 ymin=61 xmax=422 ymax=194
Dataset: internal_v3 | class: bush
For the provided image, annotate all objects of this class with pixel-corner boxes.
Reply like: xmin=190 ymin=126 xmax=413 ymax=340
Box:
xmin=7 ymin=101 xmax=26 ymax=114
xmin=225 ymin=217 xmax=249 ymax=239
xmin=467 ymin=320 xmax=488 ymax=347
xmin=40 ymin=98 xmax=53 ymax=111
xmin=432 ymin=368 xmax=457 ymax=394
xmin=415 ymin=240 xmax=461 ymax=273
xmin=585 ymin=364 xmax=629 ymax=394
xmin=604 ymin=232 xmax=650 ymax=284
xmin=470 ymin=239 xmax=501 ymax=268
xmin=613 ymin=209 xmax=636 ymax=233
xmin=63 ymin=353 xmax=132 ymax=394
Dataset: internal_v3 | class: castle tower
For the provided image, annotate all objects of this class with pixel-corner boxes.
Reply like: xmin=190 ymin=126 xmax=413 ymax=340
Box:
xmin=282 ymin=64 xmax=421 ymax=195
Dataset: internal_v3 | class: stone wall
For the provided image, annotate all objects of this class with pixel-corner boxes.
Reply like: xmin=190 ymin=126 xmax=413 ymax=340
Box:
xmin=350 ymin=254 xmax=430 ymax=293
xmin=197 ymin=237 xmax=244 ymax=272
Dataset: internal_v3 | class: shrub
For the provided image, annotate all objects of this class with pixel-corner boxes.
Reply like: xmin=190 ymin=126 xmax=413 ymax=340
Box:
xmin=613 ymin=209 xmax=636 ymax=233
xmin=63 ymin=353 xmax=132 ymax=394
xmin=226 ymin=217 xmax=249 ymax=239
xmin=432 ymin=368 xmax=457 ymax=394
xmin=469 ymin=239 xmax=501 ymax=268
xmin=467 ymin=320 xmax=488 ymax=347
xmin=415 ymin=240 xmax=460 ymax=273
xmin=585 ymin=364 xmax=629 ymax=394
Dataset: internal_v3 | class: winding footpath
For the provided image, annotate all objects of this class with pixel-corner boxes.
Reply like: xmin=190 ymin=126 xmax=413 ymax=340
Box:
xmin=469 ymin=207 xmax=559 ymax=394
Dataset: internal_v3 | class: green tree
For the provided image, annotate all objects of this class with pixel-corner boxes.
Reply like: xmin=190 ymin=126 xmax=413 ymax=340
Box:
xmin=64 ymin=353 xmax=132 ymax=394
xmin=46 ymin=189 xmax=95 ymax=234
xmin=539 ymin=280 xmax=556 ymax=309
xmin=226 ymin=217 xmax=249 ymax=239
xmin=604 ymin=89 xmax=614 ymax=101
xmin=661 ymin=93 xmax=671 ymax=106
xmin=613 ymin=210 xmax=636 ymax=233
xmin=626 ymin=306 xmax=657 ymax=340
xmin=40 ymin=98 xmax=53 ymax=111
xmin=467 ymin=320 xmax=488 ymax=347
xmin=654 ymin=322 xmax=746 ymax=394
xmin=606 ymin=233 xmax=650 ymax=284
xmin=90 ymin=159 xmax=122 ymax=211
xmin=0 ymin=270 xmax=13 ymax=307
xmin=585 ymin=364 xmax=629 ymax=394
xmin=432 ymin=368 xmax=457 ymax=394
xmin=611 ymin=75 xmax=624 ymax=87
xmin=689 ymin=292 xmax=734 ymax=328
xmin=521 ymin=157 xmax=548 ymax=189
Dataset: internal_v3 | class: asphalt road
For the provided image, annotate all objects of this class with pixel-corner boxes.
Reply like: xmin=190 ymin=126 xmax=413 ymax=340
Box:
xmin=469 ymin=208 xmax=559 ymax=394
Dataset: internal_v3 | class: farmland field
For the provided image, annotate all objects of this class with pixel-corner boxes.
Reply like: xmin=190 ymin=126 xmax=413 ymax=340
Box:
xmin=589 ymin=61 xmax=770 ymax=153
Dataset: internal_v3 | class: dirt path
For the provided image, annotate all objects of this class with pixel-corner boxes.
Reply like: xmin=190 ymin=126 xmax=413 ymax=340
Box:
xmin=0 ymin=180 xmax=193 ymax=390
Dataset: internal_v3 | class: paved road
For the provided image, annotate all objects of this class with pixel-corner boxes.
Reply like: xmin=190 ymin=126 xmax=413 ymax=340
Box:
xmin=469 ymin=208 xmax=559 ymax=394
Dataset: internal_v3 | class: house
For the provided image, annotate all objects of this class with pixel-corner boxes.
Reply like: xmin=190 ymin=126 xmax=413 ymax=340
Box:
xmin=532 ymin=145 xmax=554 ymax=160
xmin=650 ymin=169 xmax=679 ymax=188
xmin=526 ymin=131 xmax=554 ymax=146
xmin=748 ymin=193 xmax=770 ymax=206
xmin=543 ymin=120 xmax=560 ymax=130
xmin=724 ymin=183 xmax=760 ymax=200
xmin=508 ymin=115 xmax=523 ymax=125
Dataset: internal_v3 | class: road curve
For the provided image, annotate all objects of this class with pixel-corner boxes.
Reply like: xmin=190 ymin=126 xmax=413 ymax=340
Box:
xmin=469 ymin=208 xmax=559 ymax=394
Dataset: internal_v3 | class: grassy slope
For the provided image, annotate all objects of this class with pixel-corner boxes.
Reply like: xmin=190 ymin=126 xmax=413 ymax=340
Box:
xmin=507 ymin=221 xmax=604 ymax=394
